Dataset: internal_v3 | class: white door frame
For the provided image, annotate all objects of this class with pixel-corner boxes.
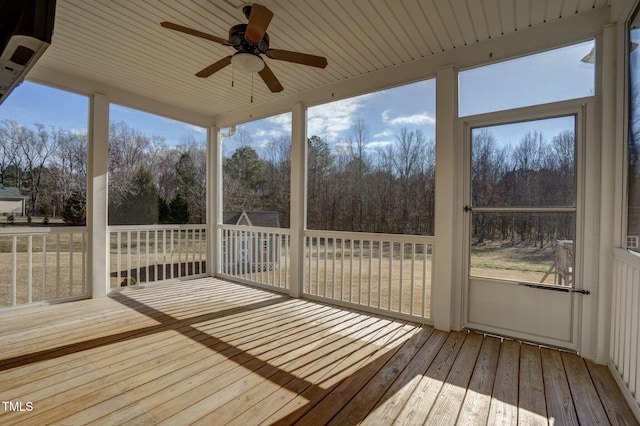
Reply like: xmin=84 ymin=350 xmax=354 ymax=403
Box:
xmin=459 ymin=98 xmax=595 ymax=351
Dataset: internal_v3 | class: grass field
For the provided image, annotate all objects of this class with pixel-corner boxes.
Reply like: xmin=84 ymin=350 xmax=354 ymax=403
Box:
xmin=470 ymin=241 xmax=566 ymax=284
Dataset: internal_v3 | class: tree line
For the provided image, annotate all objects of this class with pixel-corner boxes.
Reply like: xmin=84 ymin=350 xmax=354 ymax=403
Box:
xmin=471 ymin=128 xmax=576 ymax=247
xmin=0 ymin=119 xmax=86 ymax=222
xmin=0 ymin=117 xmax=437 ymax=233
xmin=224 ymin=119 xmax=436 ymax=235
xmin=0 ymin=116 xmax=575 ymax=242
xmin=0 ymin=119 xmax=207 ymax=225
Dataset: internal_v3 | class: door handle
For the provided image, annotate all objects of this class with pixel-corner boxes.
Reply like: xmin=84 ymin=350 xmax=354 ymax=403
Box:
xmin=464 ymin=206 xmax=472 ymax=212
xmin=519 ymin=282 xmax=590 ymax=295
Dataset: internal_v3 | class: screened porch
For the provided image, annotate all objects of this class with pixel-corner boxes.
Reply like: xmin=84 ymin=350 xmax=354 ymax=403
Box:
xmin=1 ymin=0 xmax=640 ymax=424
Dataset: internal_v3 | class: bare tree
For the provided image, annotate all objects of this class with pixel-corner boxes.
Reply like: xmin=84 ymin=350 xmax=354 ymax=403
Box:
xmin=108 ymin=121 xmax=151 ymax=204
xmin=19 ymin=124 xmax=59 ymax=213
xmin=0 ymin=120 xmax=26 ymax=188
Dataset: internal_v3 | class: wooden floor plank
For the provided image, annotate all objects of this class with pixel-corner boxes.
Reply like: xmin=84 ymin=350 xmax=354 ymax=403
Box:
xmin=540 ymin=347 xmax=579 ymax=425
xmin=518 ymin=344 xmax=548 ymax=425
xmin=487 ymin=339 xmax=520 ymax=425
xmin=585 ymin=359 xmax=640 ymax=425
xmin=0 ymin=278 xmax=637 ymax=425
xmin=165 ymin=312 xmax=383 ymax=424
xmin=254 ymin=317 xmax=407 ymax=425
xmin=426 ymin=332 xmax=484 ymax=424
xmin=361 ymin=329 xmax=449 ymax=425
xmin=212 ymin=315 xmax=391 ymax=426
xmin=273 ymin=323 xmax=417 ymax=426
xmin=0 ymin=291 xmax=300 ymax=392
xmin=327 ymin=326 xmax=435 ymax=425
xmin=393 ymin=331 xmax=467 ymax=425
xmin=561 ymin=352 xmax=610 ymax=425
xmin=79 ymin=303 xmax=364 ymax=425
xmin=457 ymin=336 xmax=501 ymax=425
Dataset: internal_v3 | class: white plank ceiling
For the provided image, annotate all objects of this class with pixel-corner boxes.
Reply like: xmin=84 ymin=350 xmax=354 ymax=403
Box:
xmin=31 ymin=0 xmax=622 ymax=122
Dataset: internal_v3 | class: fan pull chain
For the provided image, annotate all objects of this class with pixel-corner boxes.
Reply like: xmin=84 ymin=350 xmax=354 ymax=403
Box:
xmin=231 ymin=66 xmax=234 ymax=87
xmin=250 ymin=72 xmax=254 ymax=103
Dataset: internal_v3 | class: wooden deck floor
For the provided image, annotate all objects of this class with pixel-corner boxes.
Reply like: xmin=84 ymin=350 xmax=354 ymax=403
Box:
xmin=0 ymin=278 xmax=637 ymax=425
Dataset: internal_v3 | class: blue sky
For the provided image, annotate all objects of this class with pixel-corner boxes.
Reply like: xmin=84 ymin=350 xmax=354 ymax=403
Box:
xmin=0 ymin=40 xmax=593 ymax=157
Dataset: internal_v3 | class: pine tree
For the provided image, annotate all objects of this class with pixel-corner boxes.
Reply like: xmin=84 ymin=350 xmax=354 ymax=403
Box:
xmin=168 ymin=193 xmax=189 ymax=224
xmin=62 ymin=190 xmax=86 ymax=225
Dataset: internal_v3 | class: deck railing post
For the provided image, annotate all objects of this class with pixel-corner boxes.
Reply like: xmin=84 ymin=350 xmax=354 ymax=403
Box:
xmin=290 ymin=102 xmax=307 ymax=298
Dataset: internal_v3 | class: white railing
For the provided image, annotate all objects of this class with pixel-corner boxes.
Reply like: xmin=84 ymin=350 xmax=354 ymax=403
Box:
xmin=109 ymin=224 xmax=207 ymax=288
xmin=0 ymin=227 xmax=88 ymax=308
xmin=611 ymin=249 xmax=640 ymax=416
xmin=218 ymin=224 xmax=290 ymax=292
xmin=304 ymin=230 xmax=433 ymax=323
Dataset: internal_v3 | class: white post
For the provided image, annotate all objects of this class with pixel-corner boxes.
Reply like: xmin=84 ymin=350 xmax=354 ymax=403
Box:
xmin=290 ymin=103 xmax=307 ymax=298
xmin=433 ymin=66 xmax=458 ymax=331
xmin=206 ymin=125 xmax=219 ymax=277
xmin=87 ymin=94 xmax=110 ymax=298
xmin=595 ymin=24 xmax=618 ymax=363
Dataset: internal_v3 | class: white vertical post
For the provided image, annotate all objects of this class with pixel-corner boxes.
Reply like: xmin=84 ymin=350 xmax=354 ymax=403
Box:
xmin=207 ymin=125 xmax=219 ymax=277
xmin=88 ymin=93 xmax=110 ymax=298
xmin=27 ymin=235 xmax=33 ymax=303
xmin=290 ymin=102 xmax=307 ymax=298
xmin=595 ymin=24 xmax=618 ymax=363
xmin=433 ymin=65 xmax=458 ymax=331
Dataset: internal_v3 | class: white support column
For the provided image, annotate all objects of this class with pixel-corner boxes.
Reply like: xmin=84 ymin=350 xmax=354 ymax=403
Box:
xmin=433 ymin=66 xmax=459 ymax=331
xmin=87 ymin=94 xmax=110 ymax=298
xmin=290 ymin=103 xmax=307 ymax=298
xmin=595 ymin=24 xmax=618 ymax=363
xmin=206 ymin=125 xmax=219 ymax=277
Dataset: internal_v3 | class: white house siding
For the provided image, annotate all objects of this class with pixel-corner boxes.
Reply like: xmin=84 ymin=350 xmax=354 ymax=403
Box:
xmin=0 ymin=199 xmax=23 ymax=215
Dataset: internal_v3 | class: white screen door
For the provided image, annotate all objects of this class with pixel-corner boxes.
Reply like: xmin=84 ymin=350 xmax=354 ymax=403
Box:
xmin=463 ymin=112 xmax=584 ymax=350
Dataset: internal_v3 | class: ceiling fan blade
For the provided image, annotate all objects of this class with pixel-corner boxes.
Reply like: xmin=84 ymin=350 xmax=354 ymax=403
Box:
xmin=265 ymin=49 xmax=328 ymax=68
xmin=258 ymin=63 xmax=284 ymax=93
xmin=161 ymin=22 xmax=231 ymax=46
xmin=196 ymin=56 xmax=232 ymax=78
xmin=245 ymin=3 xmax=273 ymax=44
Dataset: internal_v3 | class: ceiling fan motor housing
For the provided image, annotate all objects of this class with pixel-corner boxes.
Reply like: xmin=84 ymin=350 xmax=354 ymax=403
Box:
xmin=229 ymin=24 xmax=269 ymax=54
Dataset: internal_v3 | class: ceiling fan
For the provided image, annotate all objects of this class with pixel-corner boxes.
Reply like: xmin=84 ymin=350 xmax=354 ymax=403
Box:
xmin=161 ymin=3 xmax=328 ymax=93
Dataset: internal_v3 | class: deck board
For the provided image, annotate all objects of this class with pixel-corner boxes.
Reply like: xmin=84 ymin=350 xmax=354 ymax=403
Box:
xmin=488 ymin=339 xmax=520 ymax=425
xmin=518 ymin=344 xmax=547 ymax=425
xmin=0 ymin=278 xmax=637 ymax=425
xmin=456 ymin=335 xmax=501 ymax=425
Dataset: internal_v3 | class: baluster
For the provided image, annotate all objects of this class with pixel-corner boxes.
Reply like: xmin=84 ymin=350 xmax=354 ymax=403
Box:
xmin=388 ymin=241 xmax=393 ymax=311
xmin=56 ymin=233 xmax=61 ymax=298
xmin=11 ymin=236 xmax=17 ymax=306
xmin=69 ymin=233 xmax=74 ymax=295
xmin=42 ymin=235 xmax=46 ymax=301
xmin=27 ymin=235 xmax=33 ymax=303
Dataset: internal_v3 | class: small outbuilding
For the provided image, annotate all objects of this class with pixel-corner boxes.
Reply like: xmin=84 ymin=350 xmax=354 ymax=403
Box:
xmin=0 ymin=185 xmax=26 ymax=217
xmin=222 ymin=211 xmax=281 ymax=273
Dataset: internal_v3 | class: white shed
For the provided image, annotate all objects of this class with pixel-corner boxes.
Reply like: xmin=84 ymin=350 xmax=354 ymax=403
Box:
xmin=0 ymin=185 xmax=26 ymax=217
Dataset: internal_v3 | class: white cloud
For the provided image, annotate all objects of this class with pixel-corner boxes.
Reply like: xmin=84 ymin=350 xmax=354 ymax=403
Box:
xmin=374 ymin=129 xmax=394 ymax=139
xmin=382 ymin=109 xmax=435 ymax=126
xmin=68 ymin=127 xmax=88 ymax=135
xmin=307 ymin=94 xmax=374 ymax=138
xmin=254 ymin=128 xmax=284 ymax=138
xmin=183 ymin=123 xmax=206 ymax=134
xmin=367 ymin=140 xmax=393 ymax=149
xmin=266 ymin=113 xmax=292 ymax=129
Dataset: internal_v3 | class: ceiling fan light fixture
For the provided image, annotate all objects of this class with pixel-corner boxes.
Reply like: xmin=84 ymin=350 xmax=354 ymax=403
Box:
xmin=231 ymin=52 xmax=264 ymax=73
